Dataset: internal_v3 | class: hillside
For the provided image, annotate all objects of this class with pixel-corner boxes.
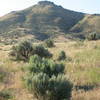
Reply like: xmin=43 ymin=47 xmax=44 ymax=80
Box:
xmin=0 ymin=1 xmax=84 ymax=40
xmin=0 ymin=1 xmax=100 ymax=100
xmin=0 ymin=1 xmax=100 ymax=41
xmin=71 ymin=14 xmax=100 ymax=34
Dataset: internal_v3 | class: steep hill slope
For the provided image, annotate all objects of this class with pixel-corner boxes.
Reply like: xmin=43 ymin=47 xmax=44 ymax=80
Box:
xmin=0 ymin=1 xmax=84 ymax=40
xmin=71 ymin=14 xmax=100 ymax=34
xmin=0 ymin=1 xmax=100 ymax=41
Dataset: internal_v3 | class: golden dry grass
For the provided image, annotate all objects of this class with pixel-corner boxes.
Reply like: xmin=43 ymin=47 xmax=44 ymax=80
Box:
xmin=72 ymin=88 xmax=100 ymax=100
xmin=71 ymin=14 xmax=100 ymax=33
xmin=0 ymin=40 xmax=100 ymax=100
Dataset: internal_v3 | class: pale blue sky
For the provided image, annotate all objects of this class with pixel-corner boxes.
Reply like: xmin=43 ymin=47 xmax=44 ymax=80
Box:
xmin=0 ymin=0 xmax=100 ymax=16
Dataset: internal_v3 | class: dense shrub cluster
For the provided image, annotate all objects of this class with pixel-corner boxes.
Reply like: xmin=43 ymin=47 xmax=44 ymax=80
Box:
xmin=24 ymin=55 xmax=73 ymax=100
xmin=33 ymin=45 xmax=52 ymax=58
xmin=28 ymin=55 xmax=64 ymax=77
xmin=45 ymin=39 xmax=54 ymax=48
xmin=10 ymin=41 xmax=34 ymax=61
xmin=10 ymin=41 xmax=52 ymax=61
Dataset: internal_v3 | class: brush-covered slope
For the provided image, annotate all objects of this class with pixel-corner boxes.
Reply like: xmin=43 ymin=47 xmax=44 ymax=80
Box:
xmin=71 ymin=14 xmax=100 ymax=34
xmin=0 ymin=1 xmax=84 ymax=39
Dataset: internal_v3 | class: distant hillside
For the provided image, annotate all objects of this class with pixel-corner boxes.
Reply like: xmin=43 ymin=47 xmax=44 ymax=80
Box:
xmin=0 ymin=1 xmax=100 ymax=40
xmin=0 ymin=1 xmax=84 ymax=40
xmin=71 ymin=14 xmax=100 ymax=34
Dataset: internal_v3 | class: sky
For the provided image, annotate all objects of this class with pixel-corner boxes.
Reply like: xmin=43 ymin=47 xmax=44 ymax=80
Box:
xmin=0 ymin=0 xmax=100 ymax=16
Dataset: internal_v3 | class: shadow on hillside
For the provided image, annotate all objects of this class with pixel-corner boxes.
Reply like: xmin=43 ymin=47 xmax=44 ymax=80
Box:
xmin=34 ymin=32 xmax=50 ymax=41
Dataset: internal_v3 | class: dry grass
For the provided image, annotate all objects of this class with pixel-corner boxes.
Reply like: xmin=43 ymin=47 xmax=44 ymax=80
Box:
xmin=72 ymin=88 xmax=100 ymax=100
xmin=71 ymin=14 xmax=100 ymax=33
xmin=0 ymin=40 xmax=100 ymax=100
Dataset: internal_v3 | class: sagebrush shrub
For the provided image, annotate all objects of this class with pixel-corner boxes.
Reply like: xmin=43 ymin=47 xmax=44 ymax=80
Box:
xmin=10 ymin=41 xmax=34 ymax=61
xmin=45 ymin=39 xmax=54 ymax=48
xmin=0 ymin=71 xmax=6 ymax=83
xmin=86 ymin=32 xmax=99 ymax=40
xmin=58 ymin=51 xmax=66 ymax=61
xmin=24 ymin=55 xmax=73 ymax=100
xmin=25 ymin=73 xmax=49 ymax=100
xmin=29 ymin=55 xmax=64 ymax=77
xmin=48 ymin=75 xmax=73 ymax=100
xmin=25 ymin=73 xmax=72 ymax=100
xmin=0 ymin=89 xmax=13 ymax=100
xmin=10 ymin=41 xmax=52 ymax=61
xmin=33 ymin=45 xmax=52 ymax=58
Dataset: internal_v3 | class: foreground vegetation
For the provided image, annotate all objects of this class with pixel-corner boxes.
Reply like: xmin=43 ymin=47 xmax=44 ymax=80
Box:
xmin=24 ymin=55 xmax=72 ymax=100
xmin=0 ymin=40 xmax=100 ymax=100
